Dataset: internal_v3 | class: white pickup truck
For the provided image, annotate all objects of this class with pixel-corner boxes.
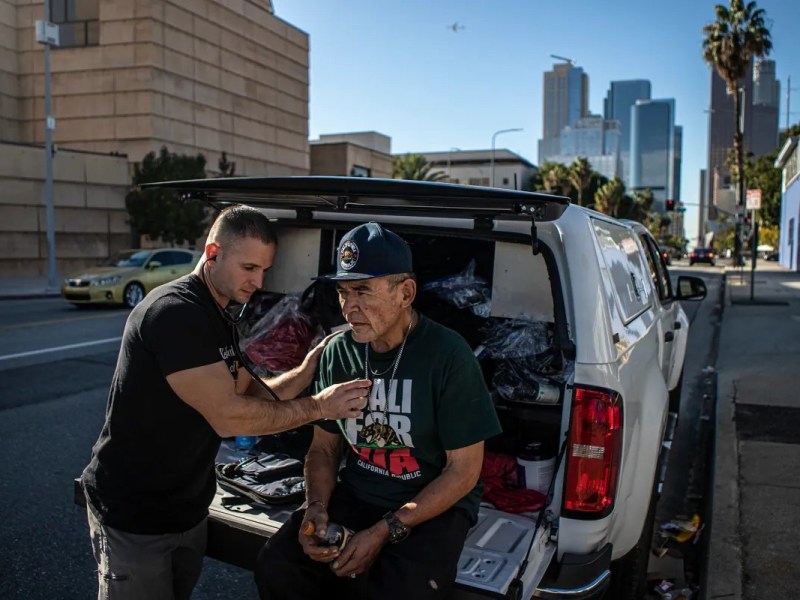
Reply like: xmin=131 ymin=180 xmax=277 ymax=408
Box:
xmin=104 ymin=177 xmax=707 ymax=599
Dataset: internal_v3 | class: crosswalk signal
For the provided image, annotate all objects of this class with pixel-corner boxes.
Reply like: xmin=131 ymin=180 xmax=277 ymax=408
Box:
xmin=665 ymin=199 xmax=675 ymax=211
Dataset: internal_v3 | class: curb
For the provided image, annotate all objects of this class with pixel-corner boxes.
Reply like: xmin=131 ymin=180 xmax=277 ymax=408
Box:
xmin=0 ymin=292 xmax=61 ymax=301
xmin=706 ymin=271 xmax=743 ymax=600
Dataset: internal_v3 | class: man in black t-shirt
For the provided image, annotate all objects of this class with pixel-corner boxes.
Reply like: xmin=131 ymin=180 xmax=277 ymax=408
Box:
xmin=256 ymin=222 xmax=501 ymax=600
xmin=81 ymin=206 xmax=371 ymax=600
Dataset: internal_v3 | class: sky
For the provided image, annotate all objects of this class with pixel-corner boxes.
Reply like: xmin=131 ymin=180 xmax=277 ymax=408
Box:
xmin=275 ymin=0 xmax=800 ymax=244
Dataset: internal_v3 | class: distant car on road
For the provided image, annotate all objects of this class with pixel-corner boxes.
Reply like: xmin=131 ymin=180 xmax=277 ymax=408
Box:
xmin=689 ymin=247 xmax=716 ymax=266
xmin=766 ymin=251 xmax=779 ymax=262
xmin=61 ymin=248 xmax=201 ymax=308
xmin=659 ymin=246 xmax=672 ymax=265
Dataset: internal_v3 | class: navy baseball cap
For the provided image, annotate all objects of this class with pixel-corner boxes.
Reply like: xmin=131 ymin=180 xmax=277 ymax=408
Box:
xmin=314 ymin=222 xmax=413 ymax=281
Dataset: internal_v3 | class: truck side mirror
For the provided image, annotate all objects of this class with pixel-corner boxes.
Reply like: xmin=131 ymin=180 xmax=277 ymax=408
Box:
xmin=675 ymin=276 xmax=706 ymax=301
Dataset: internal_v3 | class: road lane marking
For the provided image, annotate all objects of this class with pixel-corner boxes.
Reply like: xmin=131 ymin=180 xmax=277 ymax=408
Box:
xmin=0 ymin=337 xmax=122 ymax=362
xmin=0 ymin=312 xmax=127 ymax=332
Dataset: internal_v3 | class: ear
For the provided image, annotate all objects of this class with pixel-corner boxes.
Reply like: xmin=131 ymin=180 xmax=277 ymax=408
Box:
xmin=205 ymin=242 xmax=220 ymax=262
xmin=400 ymin=279 xmax=417 ymax=307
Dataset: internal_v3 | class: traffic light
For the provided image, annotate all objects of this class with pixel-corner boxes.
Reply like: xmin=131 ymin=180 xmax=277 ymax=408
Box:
xmin=665 ymin=199 xmax=675 ymax=211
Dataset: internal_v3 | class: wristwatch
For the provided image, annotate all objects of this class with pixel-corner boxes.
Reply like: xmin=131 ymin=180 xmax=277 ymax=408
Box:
xmin=382 ymin=511 xmax=410 ymax=544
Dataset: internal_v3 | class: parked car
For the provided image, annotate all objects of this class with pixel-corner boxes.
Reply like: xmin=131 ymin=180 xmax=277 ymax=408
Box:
xmin=766 ymin=251 xmax=779 ymax=261
xmin=659 ymin=245 xmax=673 ymax=265
xmin=79 ymin=178 xmax=706 ymax=599
xmin=689 ymin=247 xmax=716 ymax=266
xmin=61 ymin=248 xmax=201 ymax=308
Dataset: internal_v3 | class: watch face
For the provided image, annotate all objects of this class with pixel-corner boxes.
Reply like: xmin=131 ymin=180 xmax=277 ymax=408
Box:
xmin=385 ymin=512 xmax=410 ymax=543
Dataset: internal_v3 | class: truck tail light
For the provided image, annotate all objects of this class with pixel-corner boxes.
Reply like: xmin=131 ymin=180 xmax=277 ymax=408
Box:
xmin=563 ymin=386 xmax=622 ymax=517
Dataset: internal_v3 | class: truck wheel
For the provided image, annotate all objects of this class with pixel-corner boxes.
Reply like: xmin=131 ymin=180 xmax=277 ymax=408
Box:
xmin=606 ymin=485 xmax=658 ymax=599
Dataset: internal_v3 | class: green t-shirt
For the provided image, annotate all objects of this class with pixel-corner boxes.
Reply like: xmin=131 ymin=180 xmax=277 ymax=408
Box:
xmin=316 ymin=314 xmax=501 ymax=522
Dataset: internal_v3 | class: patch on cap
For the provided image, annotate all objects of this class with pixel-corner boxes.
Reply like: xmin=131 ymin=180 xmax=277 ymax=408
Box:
xmin=339 ymin=240 xmax=359 ymax=271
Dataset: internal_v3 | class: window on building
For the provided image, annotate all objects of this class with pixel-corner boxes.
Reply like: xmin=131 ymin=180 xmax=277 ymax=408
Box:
xmin=50 ymin=0 xmax=99 ymax=47
xmin=350 ymin=165 xmax=371 ymax=177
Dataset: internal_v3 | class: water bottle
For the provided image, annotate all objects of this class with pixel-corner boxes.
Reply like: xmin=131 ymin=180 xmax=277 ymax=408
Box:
xmin=516 ymin=441 xmax=556 ymax=494
xmin=235 ymin=435 xmax=258 ymax=451
xmin=302 ymin=521 xmax=353 ymax=550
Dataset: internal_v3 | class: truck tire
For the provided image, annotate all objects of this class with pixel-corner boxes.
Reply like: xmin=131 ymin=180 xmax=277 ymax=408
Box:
xmin=606 ymin=484 xmax=658 ymax=599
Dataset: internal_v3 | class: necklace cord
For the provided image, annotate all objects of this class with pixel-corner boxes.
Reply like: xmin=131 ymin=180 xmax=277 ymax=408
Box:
xmin=363 ymin=311 xmax=416 ymax=423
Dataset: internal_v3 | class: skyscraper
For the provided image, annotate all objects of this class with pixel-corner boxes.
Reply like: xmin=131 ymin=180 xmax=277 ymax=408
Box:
xmin=538 ymin=61 xmax=588 ymax=164
xmin=630 ymin=99 xmax=681 ymax=210
xmin=604 ymin=80 xmax=651 ymax=186
xmin=706 ymin=60 xmax=779 ymax=212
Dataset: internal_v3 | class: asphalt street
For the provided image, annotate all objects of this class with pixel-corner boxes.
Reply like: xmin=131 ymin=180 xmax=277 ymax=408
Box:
xmin=0 ymin=264 xmax=722 ymax=598
xmin=0 ymin=300 xmax=256 ymax=599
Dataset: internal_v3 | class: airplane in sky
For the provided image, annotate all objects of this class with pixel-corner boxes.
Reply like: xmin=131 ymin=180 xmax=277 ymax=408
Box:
xmin=447 ymin=22 xmax=465 ymax=32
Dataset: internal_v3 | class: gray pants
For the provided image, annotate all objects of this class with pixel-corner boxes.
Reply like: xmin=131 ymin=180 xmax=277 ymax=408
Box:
xmin=87 ymin=507 xmax=207 ymax=600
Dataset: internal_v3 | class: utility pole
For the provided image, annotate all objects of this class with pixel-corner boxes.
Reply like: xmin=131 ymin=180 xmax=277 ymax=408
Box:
xmin=36 ymin=2 xmax=59 ymax=290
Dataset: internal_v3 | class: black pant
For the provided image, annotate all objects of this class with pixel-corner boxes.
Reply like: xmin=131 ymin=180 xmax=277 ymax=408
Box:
xmin=255 ymin=485 xmax=471 ymax=600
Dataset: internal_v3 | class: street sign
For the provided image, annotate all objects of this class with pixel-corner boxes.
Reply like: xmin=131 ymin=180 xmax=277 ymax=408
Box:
xmin=746 ymin=189 xmax=762 ymax=210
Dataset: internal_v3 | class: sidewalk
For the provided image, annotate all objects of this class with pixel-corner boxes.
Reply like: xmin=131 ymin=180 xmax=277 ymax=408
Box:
xmin=708 ymin=263 xmax=800 ymax=600
xmin=0 ymin=276 xmax=61 ymax=300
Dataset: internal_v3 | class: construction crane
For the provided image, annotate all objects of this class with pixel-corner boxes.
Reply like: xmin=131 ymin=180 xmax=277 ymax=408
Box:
xmin=550 ymin=54 xmax=576 ymax=65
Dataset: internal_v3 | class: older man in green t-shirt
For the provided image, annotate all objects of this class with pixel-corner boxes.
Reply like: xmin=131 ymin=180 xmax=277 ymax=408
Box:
xmin=256 ymin=222 xmax=501 ymax=600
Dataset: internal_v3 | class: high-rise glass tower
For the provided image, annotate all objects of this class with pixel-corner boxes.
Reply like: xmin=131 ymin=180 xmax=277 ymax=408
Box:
xmin=630 ymin=99 xmax=681 ymax=210
xmin=604 ymin=80 xmax=651 ymax=186
xmin=538 ymin=62 xmax=588 ymax=164
xmin=706 ymin=60 xmax=779 ymax=210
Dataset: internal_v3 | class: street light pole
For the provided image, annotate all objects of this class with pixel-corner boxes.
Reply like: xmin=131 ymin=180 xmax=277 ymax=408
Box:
xmin=37 ymin=0 xmax=58 ymax=290
xmin=490 ymin=128 xmax=523 ymax=187
xmin=447 ymin=147 xmax=461 ymax=181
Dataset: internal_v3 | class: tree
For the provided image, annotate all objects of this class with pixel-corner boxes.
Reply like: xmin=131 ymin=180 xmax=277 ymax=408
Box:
xmin=568 ymin=157 xmax=593 ymax=206
xmin=594 ymin=177 xmax=625 ymax=217
xmin=126 ymin=146 xmax=210 ymax=247
xmin=218 ymin=151 xmax=236 ymax=177
xmin=702 ymin=0 xmax=772 ymax=260
xmin=392 ymin=153 xmax=447 ymax=181
xmin=538 ymin=162 xmax=573 ymax=196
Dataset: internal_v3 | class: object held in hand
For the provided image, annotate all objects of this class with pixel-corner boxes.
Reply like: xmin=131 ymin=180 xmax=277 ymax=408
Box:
xmin=301 ymin=520 xmax=353 ymax=550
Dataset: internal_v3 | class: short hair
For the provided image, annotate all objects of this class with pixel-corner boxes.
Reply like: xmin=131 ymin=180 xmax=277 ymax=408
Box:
xmin=386 ymin=272 xmax=416 ymax=289
xmin=207 ymin=205 xmax=277 ymax=247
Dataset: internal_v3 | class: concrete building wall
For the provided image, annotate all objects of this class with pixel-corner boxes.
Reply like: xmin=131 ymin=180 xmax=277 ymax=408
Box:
xmin=0 ymin=142 xmax=130 ymax=277
xmin=310 ymin=140 xmax=392 ymax=179
xmin=0 ymin=0 xmax=20 ymax=142
xmin=13 ymin=0 xmax=309 ymax=176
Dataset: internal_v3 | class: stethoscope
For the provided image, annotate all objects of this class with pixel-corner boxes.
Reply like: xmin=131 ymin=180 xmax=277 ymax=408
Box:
xmin=200 ymin=256 xmax=279 ymax=401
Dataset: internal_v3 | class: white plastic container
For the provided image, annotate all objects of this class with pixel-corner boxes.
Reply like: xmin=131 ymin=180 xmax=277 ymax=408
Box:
xmin=516 ymin=442 xmax=555 ymax=495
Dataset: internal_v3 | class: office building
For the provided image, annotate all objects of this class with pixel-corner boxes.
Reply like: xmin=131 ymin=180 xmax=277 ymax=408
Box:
xmin=538 ymin=61 xmax=588 ymax=164
xmin=423 ymin=149 xmax=537 ymax=191
xmin=548 ymin=116 xmax=621 ymax=180
xmin=630 ymin=99 xmax=681 ymax=210
xmin=706 ymin=60 xmax=780 ymax=212
xmin=0 ymin=0 xmax=309 ymax=276
xmin=310 ymin=132 xmax=392 ymax=179
xmin=604 ymin=80 xmax=651 ymax=186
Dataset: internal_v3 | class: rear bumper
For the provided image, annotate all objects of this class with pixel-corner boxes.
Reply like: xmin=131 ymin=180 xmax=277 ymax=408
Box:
xmin=534 ymin=544 xmax=612 ymax=599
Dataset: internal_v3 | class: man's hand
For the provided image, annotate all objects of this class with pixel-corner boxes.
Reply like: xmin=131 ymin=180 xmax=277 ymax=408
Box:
xmin=298 ymin=504 xmax=339 ymax=563
xmin=329 ymin=522 xmax=388 ymax=578
xmin=313 ymin=379 xmax=371 ymax=420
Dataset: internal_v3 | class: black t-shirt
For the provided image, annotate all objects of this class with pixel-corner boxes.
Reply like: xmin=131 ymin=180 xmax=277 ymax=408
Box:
xmin=82 ymin=273 xmax=240 ymax=534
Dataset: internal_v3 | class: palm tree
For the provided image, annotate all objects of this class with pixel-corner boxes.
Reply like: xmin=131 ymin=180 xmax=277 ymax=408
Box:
xmin=568 ymin=157 xmax=593 ymax=206
xmin=392 ymin=154 xmax=447 ymax=181
xmin=702 ymin=1 xmax=772 ymax=259
xmin=539 ymin=162 xmax=573 ymax=197
xmin=594 ymin=177 xmax=625 ymax=217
